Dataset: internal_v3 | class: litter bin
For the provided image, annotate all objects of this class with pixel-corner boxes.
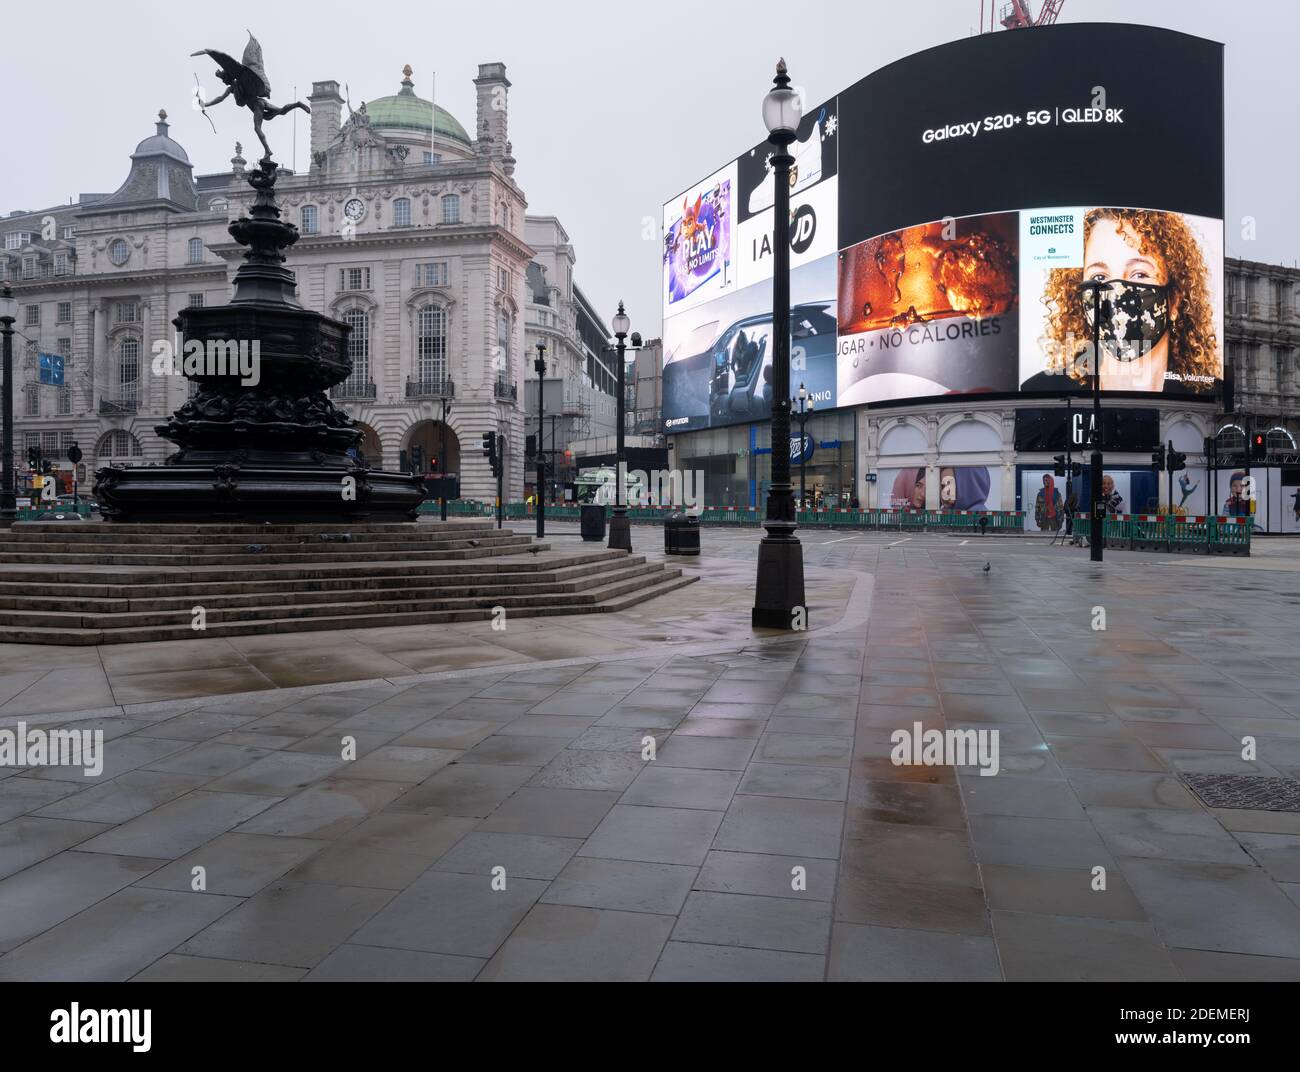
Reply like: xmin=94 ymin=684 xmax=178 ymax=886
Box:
xmin=580 ymin=503 xmax=607 ymax=542
xmin=664 ymin=511 xmax=701 ymax=556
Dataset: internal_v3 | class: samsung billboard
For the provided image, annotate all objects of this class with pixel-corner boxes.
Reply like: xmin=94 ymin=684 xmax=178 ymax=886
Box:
xmin=661 ymin=24 xmax=1225 ymax=433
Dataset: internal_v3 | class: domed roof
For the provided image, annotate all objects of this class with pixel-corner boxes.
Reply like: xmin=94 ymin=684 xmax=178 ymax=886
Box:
xmin=132 ymin=109 xmax=191 ymax=164
xmin=364 ymin=66 xmax=471 ymax=146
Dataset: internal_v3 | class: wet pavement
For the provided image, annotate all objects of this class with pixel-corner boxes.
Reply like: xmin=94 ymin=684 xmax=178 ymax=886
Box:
xmin=1 ymin=525 xmax=1298 ymax=980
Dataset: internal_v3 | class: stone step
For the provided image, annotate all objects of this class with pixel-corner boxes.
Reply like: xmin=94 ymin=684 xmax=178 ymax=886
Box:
xmin=0 ymin=572 xmax=698 ymax=646
xmin=0 ymin=560 xmax=665 ymax=614
xmin=0 ymin=523 xmax=500 ymax=547
xmin=9 ymin=520 xmax=493 ymax=536
xmin=0 ymin=545 xmax=660 ymax=589
xmin=0 ymin=538 xmax=537 ymax=567
xmin=3 ymin=567 xmax=683 ymax=630
xmin=0 ymin=553 xmax=635 ymax=594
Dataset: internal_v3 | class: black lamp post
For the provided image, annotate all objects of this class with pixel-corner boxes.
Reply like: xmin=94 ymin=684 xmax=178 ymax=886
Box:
xmin=606 ymin=301 xmax=641 ymax=552
xmin=534 ymin=342 xmax=547 ymax=539
xmin=1080 ymin=279 xmax=1112 ymax=563
xmin=752 ymin=59 xmax=806 ymax=630
xmin=793 ymin=382 xmax=815 ymax=510
xmin=438 ymin=384 xmax=453 ymax=521
xmin=0 ymin=284 xmax=16 ymax=527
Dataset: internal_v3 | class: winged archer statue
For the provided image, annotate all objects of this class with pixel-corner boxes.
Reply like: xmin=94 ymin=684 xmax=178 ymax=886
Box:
xmin=192 ymin=32 xmax=309 ymax=164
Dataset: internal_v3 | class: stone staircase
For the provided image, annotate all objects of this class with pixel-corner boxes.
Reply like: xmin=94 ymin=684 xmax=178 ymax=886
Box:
xmin=0 ymin=519 xmax=697 ymax=645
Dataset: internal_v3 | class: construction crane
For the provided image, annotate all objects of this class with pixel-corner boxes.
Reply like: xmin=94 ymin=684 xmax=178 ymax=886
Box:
xmin=979 ymin=0 xmax=1066 ymax=32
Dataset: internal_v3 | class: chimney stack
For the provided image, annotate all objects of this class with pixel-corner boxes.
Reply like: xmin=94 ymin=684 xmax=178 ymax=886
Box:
xmin=474 ymin=63 xmax=510 ymax=161
xmin=308 ymin=81 xmax=343 ymax=169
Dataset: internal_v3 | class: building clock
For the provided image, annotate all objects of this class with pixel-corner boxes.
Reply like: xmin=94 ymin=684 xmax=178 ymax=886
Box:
xmin=343 ymin=198 xmax=366 ymax=222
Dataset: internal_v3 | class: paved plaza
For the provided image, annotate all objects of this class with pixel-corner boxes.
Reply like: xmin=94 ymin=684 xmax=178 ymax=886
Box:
xmin=1 ymin=525 xmax=1299 ymax=981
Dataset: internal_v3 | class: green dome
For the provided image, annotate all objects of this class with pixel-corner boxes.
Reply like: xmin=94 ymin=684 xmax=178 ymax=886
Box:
xmin=364 ymin=70 xmax=471 ymax=146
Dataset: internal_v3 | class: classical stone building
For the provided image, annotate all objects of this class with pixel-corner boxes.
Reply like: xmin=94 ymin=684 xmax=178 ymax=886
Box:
xmin=1 ymin=62 xmax=617 ymax=504
xmin=1223 ymin=256 xmax=1300 ymax=452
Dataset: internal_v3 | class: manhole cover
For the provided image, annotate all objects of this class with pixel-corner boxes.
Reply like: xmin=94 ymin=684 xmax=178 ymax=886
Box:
xmin=1182 ymin=773 xmax=1300 ymax=812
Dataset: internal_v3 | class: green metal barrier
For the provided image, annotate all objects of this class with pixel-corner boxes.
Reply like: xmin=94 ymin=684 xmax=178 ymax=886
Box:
xmin=1211 ymin=516 xmax=1252 ymax=555
xmin=485 ymin=504 xmax=1028 ymax=533
xmin=16 ymin=503 xmax=94 ymax=520
xmin=417 ymin=499 xmax=494 ymax=517
xmin=1170 ymin=515 xmax=1211 ymax=552
xmin=1069 ymin=513 xmax=1250 ymax=555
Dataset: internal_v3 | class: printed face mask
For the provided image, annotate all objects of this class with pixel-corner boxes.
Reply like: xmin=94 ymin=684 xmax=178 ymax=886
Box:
xmin=1083 ymin=279 xmax=1170 ymax=362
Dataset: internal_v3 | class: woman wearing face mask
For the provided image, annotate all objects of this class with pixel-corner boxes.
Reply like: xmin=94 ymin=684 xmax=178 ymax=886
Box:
xmin=1028 ymin=208 xmax=1219 ymax=395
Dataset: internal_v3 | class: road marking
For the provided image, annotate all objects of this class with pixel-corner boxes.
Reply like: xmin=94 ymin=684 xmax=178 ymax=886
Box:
xmin=959 ymin=539 xmax=969 ymax=546
xmin=822 ymin=533 xmax=864 ymax=545
xmin=886 ymin=537 xmax=912 ymax=547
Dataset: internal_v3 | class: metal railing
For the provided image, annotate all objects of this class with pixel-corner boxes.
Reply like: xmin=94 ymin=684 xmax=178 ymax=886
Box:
xmin=98 ymin=397 xmax=139 ymax=415
xmin=493 ymin=380 xmax=518 ymax=401
xmin=405 ymin=379 xmax=454 ymax=399
xmin=330 ymin=381 xmax=377 ymax=400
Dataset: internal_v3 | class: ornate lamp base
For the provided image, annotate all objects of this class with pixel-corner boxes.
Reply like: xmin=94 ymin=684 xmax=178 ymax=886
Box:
xmin=751 ymin=531 xmax=806 ymax=629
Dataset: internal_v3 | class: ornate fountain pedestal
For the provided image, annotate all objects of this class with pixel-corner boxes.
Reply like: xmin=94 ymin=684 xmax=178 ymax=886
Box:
xmin=96 ymin=160 xmax=424 ymax=522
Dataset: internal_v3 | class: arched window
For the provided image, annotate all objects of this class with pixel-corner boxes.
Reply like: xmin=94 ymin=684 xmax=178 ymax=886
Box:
xmin=392 ymin=198 xmax=411 ymax=227
xmin=188 ymin=237 xmax=204 ymax=264
xmin=1215 ymin=425 xmax=1246 ymax=453
xmin=441 ymin=194 xmax=460 ymax=224
xmin=109 ymin=238 xmax=129 ymax=266
xmin=496 ymin=308 xmax=511 ymax=382
xmin=119 ymin=337 xmax=140 ymax=401
xmin=417 ymin=305 xmax=446 ymax=384
xmin=209 ymin=197 xmax=229 ymax=213
xmin=97 ymin=429 xmax=143 ymax=460
xmin=343 ymin=308 xmax=370 ymax=388
xmin=1266 ymin=427 xmax=1296 ymax=451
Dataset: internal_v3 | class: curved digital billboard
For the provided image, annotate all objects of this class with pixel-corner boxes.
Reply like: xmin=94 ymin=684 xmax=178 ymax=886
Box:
xmin=661 ymin=23 xmax=1225 ymax=432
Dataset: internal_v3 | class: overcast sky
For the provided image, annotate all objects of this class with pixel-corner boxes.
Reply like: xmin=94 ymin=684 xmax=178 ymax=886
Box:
xmin=3 ymin=0 xmax=1295 ymax=337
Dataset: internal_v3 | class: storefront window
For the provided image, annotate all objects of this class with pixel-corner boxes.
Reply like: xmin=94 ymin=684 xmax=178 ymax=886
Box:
xmin=672 ymin=412 xmax=856 ymax=508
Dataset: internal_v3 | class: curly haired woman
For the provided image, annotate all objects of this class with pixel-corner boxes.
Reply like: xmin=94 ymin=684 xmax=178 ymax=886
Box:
xmin=1024 ymin=208 xmax=1220 ymax=395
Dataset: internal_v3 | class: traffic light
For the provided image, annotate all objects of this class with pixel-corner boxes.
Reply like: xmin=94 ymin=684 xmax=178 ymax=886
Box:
xmin=410 ymin=443 xmax=424 ymax=474
xmin=525 ymin=434 xmax=536 ymax=459
xmin=481 ymin=431 xmax=498 ymax=477
xmin=1166 ymin=443 xmax=1187 ymax=473
xmin=1070 ymin=461 xmax=1083 ymax=478
xmin=1251 ymin=432 xmax=1266 ymax=461
xmin=27 ymin=446 xmax=40 ymax=469
xmin=1052 ymin=454 xmax=1066 ymax=477
xmin=1151 ymin=443 xmax=1166 ymax=471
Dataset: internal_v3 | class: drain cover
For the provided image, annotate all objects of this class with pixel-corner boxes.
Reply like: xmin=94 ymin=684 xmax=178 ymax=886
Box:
xmin=1182 ymin=773 xmax=1300 ymax=812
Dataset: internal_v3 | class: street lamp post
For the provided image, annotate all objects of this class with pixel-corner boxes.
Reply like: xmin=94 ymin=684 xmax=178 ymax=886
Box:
xmin=534 ymin=342 xmax=547 ymax=539
xmin=752 ymin=59 xmax=806 ymax=630
xmin=793 ymin=382 xmax=814 ymax=510
xmin=1080 ymin=279 xmax=1112 ymax=563
xmin=438 ymin=386 xmax=452 ymax=522
xmin=0 ymin=285 xmax=16 ymax=527
xmin=606 ymin=302 xmax=640 ymax=552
